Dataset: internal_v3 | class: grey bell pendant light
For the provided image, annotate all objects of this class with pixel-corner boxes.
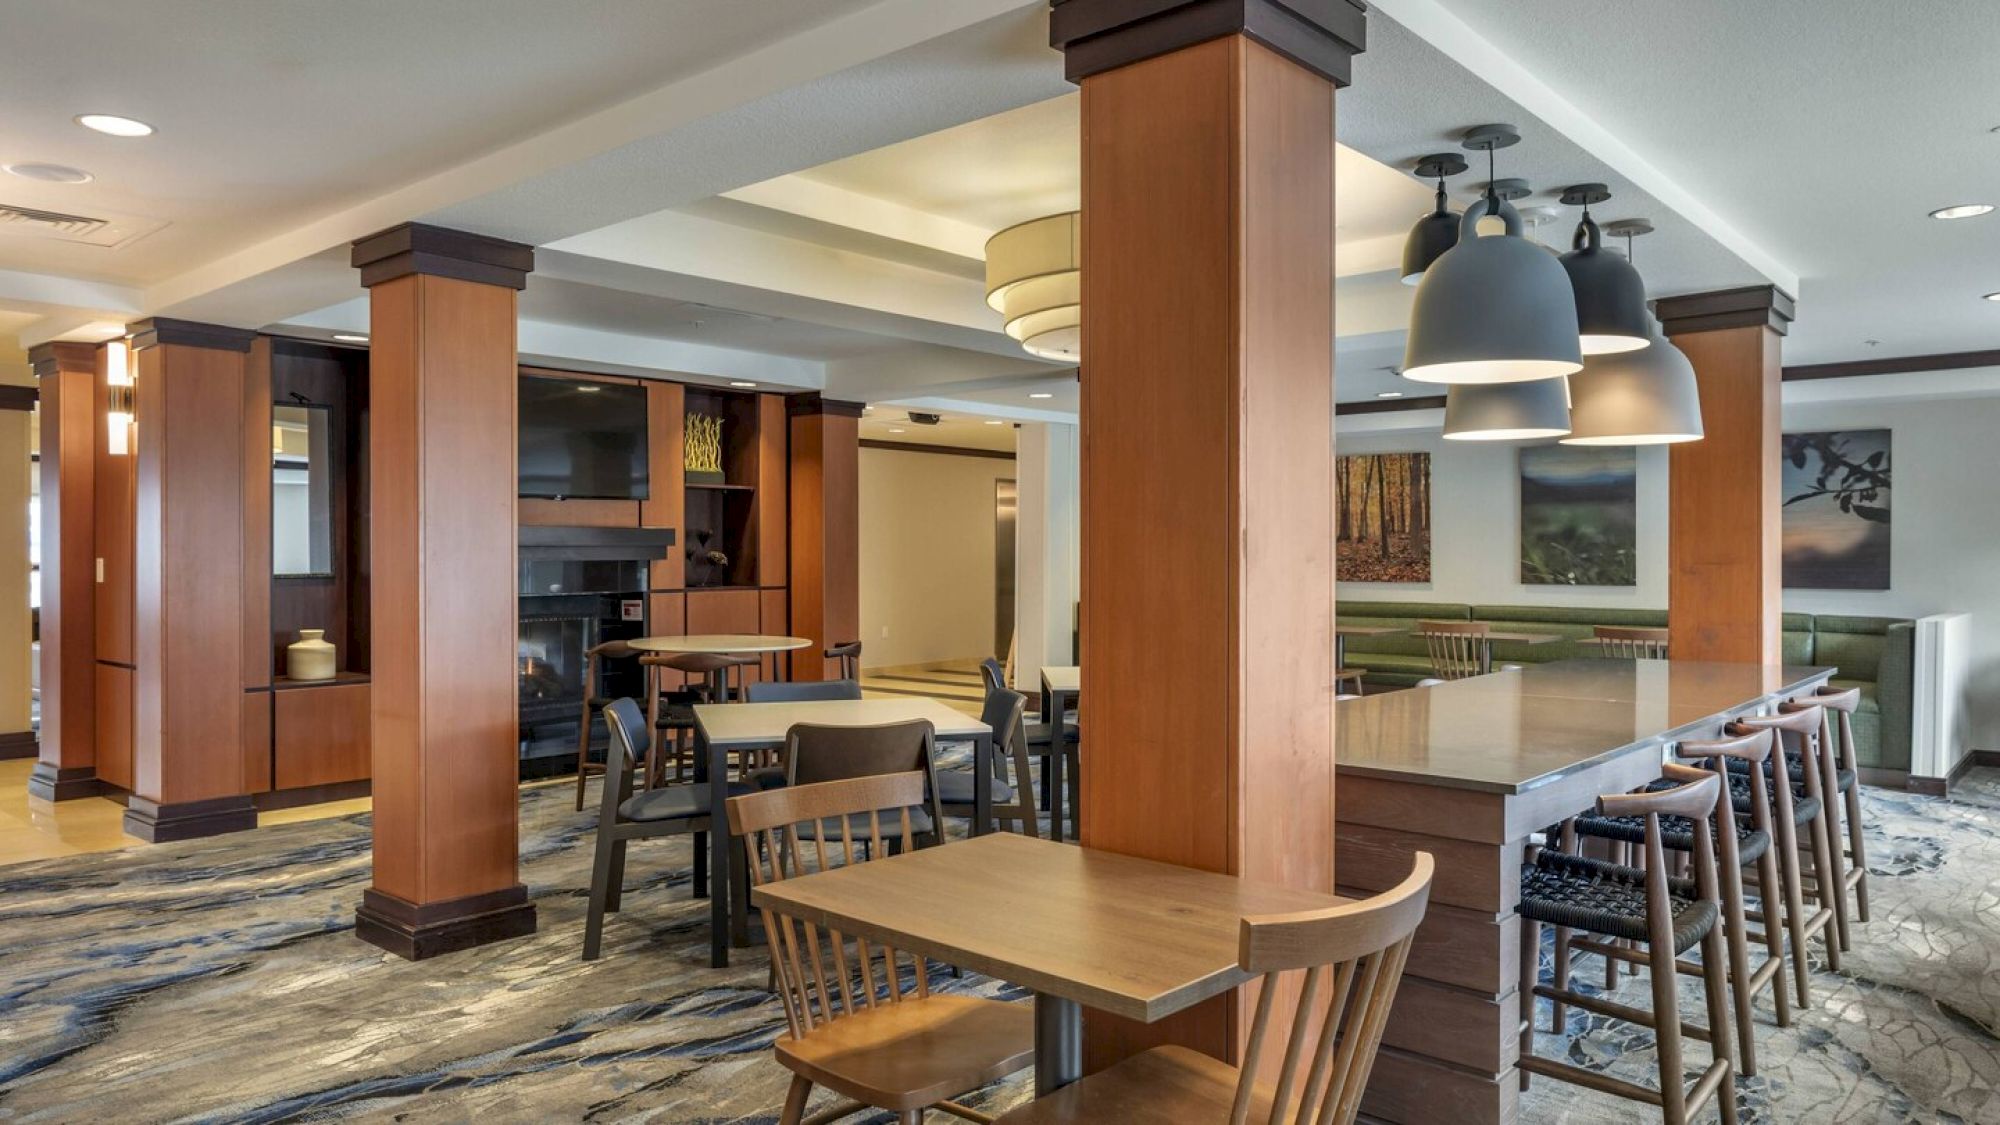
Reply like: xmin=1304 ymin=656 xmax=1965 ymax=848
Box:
xmin=1403 ymin=125 xmax=1583 ymax=385
xmin=1400 ymin=153 xmax=1467 ymax=286
xmin=1563 ymin=222 xmax=1703 ymax=445
xmin=1442 ymin=377 xmax=1572 ymax=441
xmin=1558 ymin=184 xmax=1651 ymax=354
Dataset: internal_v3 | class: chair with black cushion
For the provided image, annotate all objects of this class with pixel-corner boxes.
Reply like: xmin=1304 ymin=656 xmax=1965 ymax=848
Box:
xmin=574 ymin=639 xmax=640 ymax=811
xmin=728 ymin=772 xmax=1034 ymax=1125
xmin=785 ymin=719 xmax=945 ymax=849
xmin=938 ymin=686 xmax=1039 ymax=838
xmin=746 ymin=679 xmax=864 ymax=703
xmin=1518 ymin=767 xmax=1739 ymax=1125
xmin=825 ymin=640 xmax=863 ymax=681
xmin=997 ymin=854 xmax=1433 ymax=1125
xmin=582 ymin=697 xmax=758 ymax=961
xmin=1568 ymin=725 xmax=1790 ymax=1077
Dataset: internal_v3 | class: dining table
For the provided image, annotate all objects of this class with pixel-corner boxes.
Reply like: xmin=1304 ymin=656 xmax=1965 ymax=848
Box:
xmin=1335 ymin=623 xmax=1401 ymax=670
xmin=1332 ymin=657 xmax=1835 ymax=1124
xmin=1037 ymin=665 xmax=1080 ymax=841
xmin=627 ymin=632 xmax=813 ymax=690
xmin=750 ymin=831 xmax=1349 ymax=1095
xmin=692 ymin=696 xmax=993 ymax=967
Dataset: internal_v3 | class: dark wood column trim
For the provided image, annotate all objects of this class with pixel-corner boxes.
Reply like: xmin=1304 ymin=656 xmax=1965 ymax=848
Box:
xmin=352 ymin=223 xmax=534 ymax=290
xmin=1784 ymin=347 xmax=2000 ymax=382
xmin=1654 ymin=285 xmax=1795 ymax=338
xmin=27 ymin=762 xmax=102 ymax=801
xmin=355 ymin=885 xmax=537 ymax=961
xmin=0 ymin=385 xmax=39 ymax=411
xmin=0 ymin=730 xmax=37 ymax=759
xmin=859 ymin=439 xmax=1016 ymax=460
xmin=1336 ymin=394 xmax=1447 ymax=416
xmin=785 ymin=394 xmax=866 ymax=419
xmin=123 ymin=794 xmax=258 ymax=843
xmin=1050 ymin=0 xmax=1367 ymax=85
xmin=128 ymin=319 xmax=258 ymax=353
xmin=29 ymin=341 xmax=99 ymax=378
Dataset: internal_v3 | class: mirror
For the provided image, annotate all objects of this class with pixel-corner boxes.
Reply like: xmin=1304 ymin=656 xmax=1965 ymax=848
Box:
xmin=273 ymin=404 xmax=333 ymax=577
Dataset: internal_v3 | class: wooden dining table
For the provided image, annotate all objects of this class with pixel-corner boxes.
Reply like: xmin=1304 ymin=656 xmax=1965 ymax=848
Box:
xmin=750 ymin=831 xmax=1348 ymax=1095
xmin=692 ymin=697 xmax=993 ymax=967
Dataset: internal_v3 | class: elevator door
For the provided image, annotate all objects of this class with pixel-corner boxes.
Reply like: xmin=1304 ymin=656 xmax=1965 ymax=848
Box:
xmin=994 ymin=479 xmax=1017 ymax=661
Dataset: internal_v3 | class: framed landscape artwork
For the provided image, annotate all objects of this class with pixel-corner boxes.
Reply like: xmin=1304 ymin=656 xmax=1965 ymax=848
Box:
xmin=1782 ymin=429 xmax=1891 ymax=590
xmin=1519 ymin=445 xmax=1637 ymax=586
xmin=1337 ymin=451 xmax=1431 ymax=582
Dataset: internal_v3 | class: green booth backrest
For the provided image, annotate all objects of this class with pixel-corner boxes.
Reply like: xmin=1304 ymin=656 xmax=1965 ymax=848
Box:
xmin=1338 ymin=602 xmax=1473 ymax=660
xmin=1782 ymin=612 xmax=1814 ymax=666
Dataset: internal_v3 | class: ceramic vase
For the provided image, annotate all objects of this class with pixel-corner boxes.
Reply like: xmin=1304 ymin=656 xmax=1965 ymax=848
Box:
xmin=287 ymin=629 xmax=337 ymax=682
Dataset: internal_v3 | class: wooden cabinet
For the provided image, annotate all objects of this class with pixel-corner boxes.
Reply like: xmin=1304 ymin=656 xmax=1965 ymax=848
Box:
xmin=273 ymin=680 xmax=370 ymax=790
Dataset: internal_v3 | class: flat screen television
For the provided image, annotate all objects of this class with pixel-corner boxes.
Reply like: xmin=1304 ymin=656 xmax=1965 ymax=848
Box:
xmin=518 ymin=375 xmax=650 ymax=500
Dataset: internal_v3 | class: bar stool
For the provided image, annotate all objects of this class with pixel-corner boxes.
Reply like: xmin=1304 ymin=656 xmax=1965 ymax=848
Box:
xmin=1519 ymin=765 xmax=1738 ymax=1124
xmin=1784 ymin=687 xmax=1870 ymax=940
xmin=1568 ymin=725 xmax=1791 ymax=1077
xmin=642 ymin=652 xmax=747 ymax=786
xmin=1734 ymin=706 xmax=1841 ymax=1000
xmin=824 ymin=639 xmax=863 ymax=680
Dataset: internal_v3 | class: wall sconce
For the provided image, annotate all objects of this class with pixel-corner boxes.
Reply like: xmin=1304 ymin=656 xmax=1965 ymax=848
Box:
xmin=104 ymin=338 xmax=134 ymax=456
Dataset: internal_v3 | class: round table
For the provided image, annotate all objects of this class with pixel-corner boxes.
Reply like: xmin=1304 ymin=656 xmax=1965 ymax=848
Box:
xmin=627 ymin=633 xmax=814 ymax=695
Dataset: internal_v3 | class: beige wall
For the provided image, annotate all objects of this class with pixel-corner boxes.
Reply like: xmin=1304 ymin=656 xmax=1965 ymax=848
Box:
xmin=859 ymin=445 xmax=1015 ymax=669
xmin=0 ymin=340 xmax=32 ymax=734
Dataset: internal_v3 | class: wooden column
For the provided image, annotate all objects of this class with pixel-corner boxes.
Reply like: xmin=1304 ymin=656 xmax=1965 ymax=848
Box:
xmin=1659 ymin=286 xmax=1794 ymax=664
xmin=27 ymin=342 xmax=98 ymax=800
xmin=787 ymin=396 xmax=860 ymax=681
xmin=1053 ymin=0 xmax=1357 ymax=1069
xmin=124 ymin=319 xmax=260 ymax=840
xmin=351 ymin=224 xmax=536 ymax=959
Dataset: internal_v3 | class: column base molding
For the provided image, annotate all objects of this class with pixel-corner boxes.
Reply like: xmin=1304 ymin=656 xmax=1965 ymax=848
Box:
xmin=27 ymin=762 xmax=102 ymax=801
xmin=123 ymin=795 xmax=258 ymax=842
xmin=355 ymin=885 xmax=537 ymax=961
xmin=0 ymin=730 xmax=39 ymax=760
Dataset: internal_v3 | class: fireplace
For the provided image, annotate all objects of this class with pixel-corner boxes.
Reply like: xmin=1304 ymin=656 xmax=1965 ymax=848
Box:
xmin=516 ymin=528 xmax=672 ymax=774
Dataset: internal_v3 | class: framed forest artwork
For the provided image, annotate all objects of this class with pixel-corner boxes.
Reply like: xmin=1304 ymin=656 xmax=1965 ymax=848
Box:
xmin=1337 ymin=452 xmax=1431 ymax=582
xmin=1519 ymin=445 xmax=1637 ymax=586
xmin=1782 ymin=429 xmax=1890 ymax=590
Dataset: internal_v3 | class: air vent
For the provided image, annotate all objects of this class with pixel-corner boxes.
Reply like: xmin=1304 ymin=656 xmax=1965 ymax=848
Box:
xmin=0 ymin=203 xmax=166 ymax=248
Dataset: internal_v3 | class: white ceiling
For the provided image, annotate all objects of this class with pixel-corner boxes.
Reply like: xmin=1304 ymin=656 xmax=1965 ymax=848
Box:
xmin=861 ymin=410 xmax=1019 ymax=452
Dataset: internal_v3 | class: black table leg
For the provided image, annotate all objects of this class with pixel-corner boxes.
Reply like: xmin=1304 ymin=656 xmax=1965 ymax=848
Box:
xmin=1046 ymin=734 xmax=1067 ymax=843
xmin=699 ymin=730 xmax=730 ymax=969
xmin=973 ymin=732 xmax=994 ymax=835
xmin=1033 ymin=992 xmax=1083 ymax=1096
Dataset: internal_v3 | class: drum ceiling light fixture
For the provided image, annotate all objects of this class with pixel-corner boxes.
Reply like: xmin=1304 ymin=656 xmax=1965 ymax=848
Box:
xmin=985 ymin=211 xmax=1079 ymax=362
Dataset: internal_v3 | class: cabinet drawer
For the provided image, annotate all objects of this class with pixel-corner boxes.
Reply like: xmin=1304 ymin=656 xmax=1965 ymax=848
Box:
xmin=274 ymin=682 xmax=370 ymax=789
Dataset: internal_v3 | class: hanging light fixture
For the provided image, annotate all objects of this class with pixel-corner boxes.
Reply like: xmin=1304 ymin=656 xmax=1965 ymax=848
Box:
xmin=1400 ymin=152 xmax=1467 ymax=285
xmin=984 ymin=211 xmax=1079 ymax=361
xmin=1558 ymin=184 xmax=1650 ymax=354
xmin=1563 ymin=221 xmax=1703 ymax=445
xmin=1442 ymin=377 xmax=1572 ymax=441
xmin=1403 ymin=125 xmax=1583 ymax=385
xmin=104 ymin=337 xmax=134 ymax=456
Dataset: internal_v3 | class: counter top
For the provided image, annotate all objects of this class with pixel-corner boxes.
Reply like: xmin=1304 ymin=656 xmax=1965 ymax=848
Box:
xmin=1335 ymin=659 xmax=1834 ymax=795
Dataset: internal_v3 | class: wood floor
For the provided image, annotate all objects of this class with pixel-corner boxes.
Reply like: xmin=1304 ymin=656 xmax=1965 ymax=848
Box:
xmin=859 ymin=660 xmax=987 ymax=716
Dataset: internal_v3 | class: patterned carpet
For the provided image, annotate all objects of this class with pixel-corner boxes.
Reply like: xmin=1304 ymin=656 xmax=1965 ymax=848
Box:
xmin=1 ymin=766 xmax=1995 ymax=1123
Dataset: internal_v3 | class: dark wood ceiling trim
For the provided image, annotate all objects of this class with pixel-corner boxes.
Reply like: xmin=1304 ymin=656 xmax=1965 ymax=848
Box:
xmin=128 ymin=318 xmax=258 ymax=352
xmin=861 ymin=438 xmax=1016 ymax=461
xmin=1783 ymin=348 xmax=2000 ymax=382
xmin=1336 ymin=394 xmax=1446 ymax=416
xmin=350 ymin=222 xmax=534 ymax=290
xmin=1049 ymin=0 xmax=1367 ymax=87
xmin=0 ymin=385 xmax=40 ymax=412
xmin=1653 ymin=285 xmax=1796 ymax=338
xmin=786 ymin=394 xmax=866 ymax=419
xmin=27 ymin=341 xmax=98 ymax=378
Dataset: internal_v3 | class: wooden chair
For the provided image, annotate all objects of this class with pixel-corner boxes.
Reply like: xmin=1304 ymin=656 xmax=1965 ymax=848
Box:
xmin=727 ymin=772 xmax=1035 ymax=1125
xmin=1593 ymin=625 xmax=1670 ymax=660
xmin=825 ymin=640 xmax=863 ymax=681
xmin=1519 ymin=768 xmax=1738 ymax=1125
xmin=644 ymin=652 xmax=754 ymax=784
xmin=938 ymin=686 xmax=1040 ymax=838
xmin=1334 ymin=667 xmax=1366 ymax=696
xmin=1568 ymin=725 xmax=1790 ymax=1077
xmin=574 ymin=639 xmax=640 ymax=811
xmin=1416 ymin=620 xmax=1488 ymax=680
xmin=996 ymin=854 xmax=1434 ymax=1125
xmin=1802 ymin=686 xmax=1871 ymax=928
xmin=1735 ymin=706 xmax=1843 ymax=988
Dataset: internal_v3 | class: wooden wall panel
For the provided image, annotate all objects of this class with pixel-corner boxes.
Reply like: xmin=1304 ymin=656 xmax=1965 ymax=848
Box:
xmin=686 ymin=588 xmax=761 ymax=634
xmin=275 ymin=682 xmax=370 ymax=789
xmin=1668 ymin=322 xmax=1783 ymax=664
xmin=788 ymin=404 xmax=859 ymax=680
xmin=643 ymin=380 xmax=686 ymax=591
xmin=1075 ymin=35 xmax=1337 ymax=1070
xmin=33 ymin=344 xmax=96 ymax=777
xmin=93 ymin=352 xmax=134 ymax=667
xmin=243 ymin=338 xmax=273 ymax=688
xmin=647 ymin=592 xmax=687 ymax=689
xmin=243 ymin=691 xmax=273 ymax=793
xmin=93 ymin=664 xmax=132 ymax=789
xmin=268 ymin=342 xmax=370 ymax=677
xmin=518 ymin=497 xmax=637 ymax=527
xmin=755 ymin=393 xmax=787 ymax=587
xmin=132 ymin=341 xmax=248 ymax=805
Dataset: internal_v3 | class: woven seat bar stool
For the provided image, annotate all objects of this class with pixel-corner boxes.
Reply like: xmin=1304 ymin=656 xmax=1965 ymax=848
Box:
xmin=1782 ymin=686 xmax=1870 ymax=944
xmin=1571 ymin=725 xmax=1792 ymax=1077
xmin=1734 ymin=705 xmax=1844 ymax=981
xmin=641 ymin=652 xmax=741 ymax=787
xmin=574 ymin=640 xmax=641 ymax=811
xmin=1518 ymin=767 xmax=1739 ymax=1125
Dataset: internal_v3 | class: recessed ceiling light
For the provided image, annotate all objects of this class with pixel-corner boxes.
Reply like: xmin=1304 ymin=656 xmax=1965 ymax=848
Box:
xmin=1984 ymin=292 xmax=2000 ymax=302
xmin=984 ymin=419 xmax=1004 ymax=425
xmin=4 ymin=162 xmax=92 ymax=183
xmin=331 ymin=333 xmax=368 ymax=343
xmin=728 ymin=380 xmax=757 ymax=388
xmin=76 ymin=114 xmax=153 ymax=137
xmin=1376 ymin=391 xmax=1405 ymax=399
xmin=1029 ymin=392 xmax=1053 ymax=399
xmin=1929 ymin=203 xmax=1994 ymax=220
xmin=577 ymin=385 xmax=602 ymax=393
xmin=889 ymin=427 xmax=907 ymax=433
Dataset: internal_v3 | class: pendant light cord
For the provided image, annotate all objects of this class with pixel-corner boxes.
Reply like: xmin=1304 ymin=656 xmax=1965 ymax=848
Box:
xmin=1484 ymin=143 xmax=1499 ymax=214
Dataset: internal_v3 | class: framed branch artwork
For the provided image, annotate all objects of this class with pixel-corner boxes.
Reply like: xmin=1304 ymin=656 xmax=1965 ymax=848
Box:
xmin=1782 ymin=429 xmax=1891 ymax=590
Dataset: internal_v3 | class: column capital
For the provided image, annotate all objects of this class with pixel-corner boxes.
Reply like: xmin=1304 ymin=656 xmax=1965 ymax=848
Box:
xmin=1654 ymin=284 xmax=1795 ymax=338
xmin=1049 ymin=0 xmax=1367 ymax=86
xmin=351 ymin=222 xmax=534 ymax=290
xmin=786 ymin=393 xmax=866 ymax=419
xmin=128 ymin=318 xmax=258 ymax=352
xmin=27 ymin=341 xmax=99 ymax=378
